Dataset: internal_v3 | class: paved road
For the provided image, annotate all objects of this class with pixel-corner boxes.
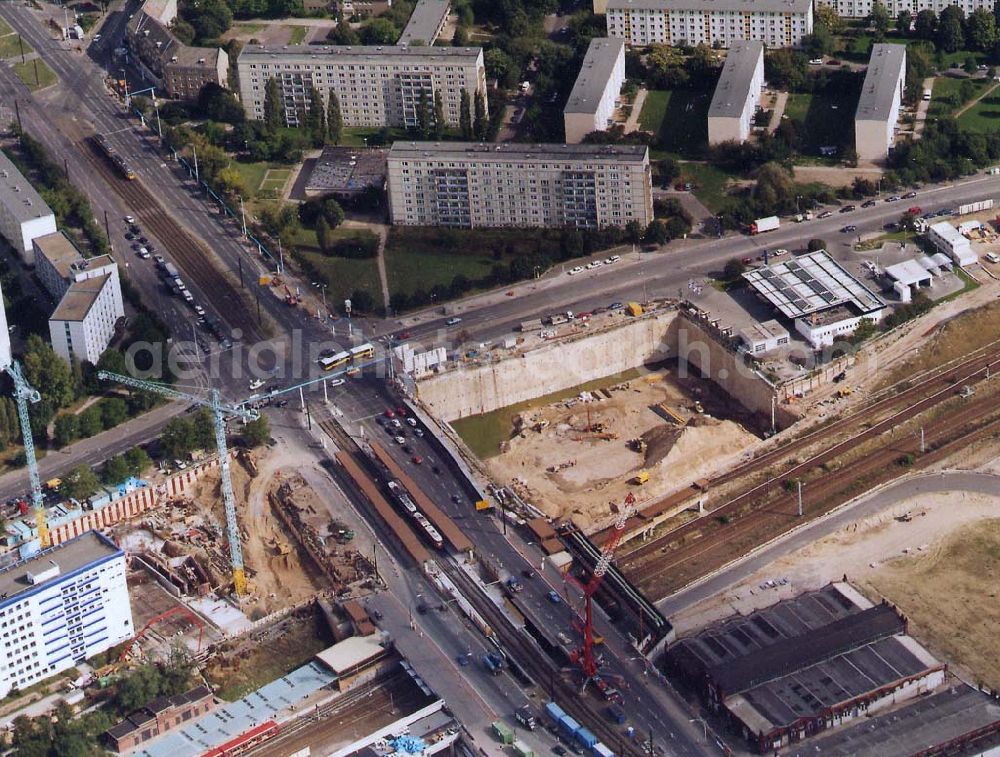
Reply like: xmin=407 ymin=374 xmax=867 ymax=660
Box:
xmin=658 ymin=470 xmax=1000 ymax=617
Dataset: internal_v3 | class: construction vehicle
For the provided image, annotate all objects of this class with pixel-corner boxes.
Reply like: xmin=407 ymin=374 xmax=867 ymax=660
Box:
xmin=628 ymin=438 xmax=647 ymax=453
xmin=272 ymin=540 xmax=291 ymax=556
xmin=837 ymin=387 xmax=853 ymax=397
xmin=98 ymin=371 xmax=258 ymax=596
xmin=631 ymin=470 xmax=649 ymax=485
xmin=7 ymin=361 xmax=49 ymax=547
xmin=626 ymin=302 xmax=643 ymax=316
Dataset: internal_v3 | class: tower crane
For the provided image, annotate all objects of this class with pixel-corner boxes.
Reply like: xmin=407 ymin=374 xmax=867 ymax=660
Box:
xmin=571 ymin=491 xmax=636 ymax=682
xmin=97 ymin=371 xmax=258 ymax=596
xmin=7 ymin=361 xmax=49 ymax=548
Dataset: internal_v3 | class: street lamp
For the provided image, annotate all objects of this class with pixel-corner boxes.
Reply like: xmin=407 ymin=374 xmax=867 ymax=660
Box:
xmin=119 ymin=68 xmax=129 ymax=108
xmin=312 ymin=281 xmax=328 ymax=313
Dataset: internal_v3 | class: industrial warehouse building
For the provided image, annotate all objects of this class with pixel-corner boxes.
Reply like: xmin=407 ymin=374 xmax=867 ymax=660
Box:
xmin=236 ymin=45 xmax=486 ymax=130
xmin=396 ymin=0 xmax=450 ymax=45
xmin=0 ymin=531 xmax=134 ymax=699
xmin=0 ymin=150 xmax=57 ymax=264
xmin=604 ymin=0 xmax=814 ymax=49
xmin=742 ymin=250 xmax=886 ymax=348
xmin=815 ymin=0 xmax=996 ymax=17
xmin=564 ymin=38 xmax=626 ymax=144
xmin=707 ymin=40 xmax=764 ymax=145
xmin=387 ymin=142 xmax=654 ymax=229
xmin=663 ymin=583 xmax=946 ymax=753
xmin=855 ymin=43 xmax=907 ymax=161
xmin=926 ymin=221 xmax=978 ymax=267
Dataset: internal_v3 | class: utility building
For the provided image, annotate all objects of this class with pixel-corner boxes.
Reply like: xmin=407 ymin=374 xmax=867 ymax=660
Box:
xmin=854 ymin=43 xmax=906 ymax=161
xmin=707 ymin=40 xmax=764 ymax=145
xmin=564 ymin=38 xmax=626 ymax=144
xmin=0 ymin=150 xmax=57 ymax=264
xmin=926 ymin=221 xmax=977 ymax=267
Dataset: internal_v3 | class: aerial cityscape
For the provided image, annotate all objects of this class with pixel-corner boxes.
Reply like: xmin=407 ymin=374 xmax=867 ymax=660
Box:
xmin=0 ymin=0 xmax=995 ymax=754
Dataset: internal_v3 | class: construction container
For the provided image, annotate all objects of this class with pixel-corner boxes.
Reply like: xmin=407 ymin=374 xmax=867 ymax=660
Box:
xmin=512 ymin=740 xmax=534 ymax=757
xmin=631 ymin=470 xmax=649 ymax=485
xmin=626 ymin=302 xmax=643 ymax=316
xmin=492 ymin=721 xmax=515 ymax=745
xmin=575 ymin=727 xmax=598 ymax=750
xmin=592 ymin=743 xmax=615 ymax=757
xmin=559 ymin=715 xmax=581 ymax=740
xmin=545 ymin=701 xmax=566 ymax=726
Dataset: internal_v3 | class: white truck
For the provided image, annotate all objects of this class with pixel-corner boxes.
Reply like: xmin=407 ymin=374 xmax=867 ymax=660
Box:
xmin=750 ymin=216 xmax=780 ymax=235
xmin=794 ymin=211 xmax=814 ymax=222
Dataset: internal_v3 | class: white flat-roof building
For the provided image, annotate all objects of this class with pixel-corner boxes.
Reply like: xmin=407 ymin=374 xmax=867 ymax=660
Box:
xmin=236 ymin=45 xmax=486 ymax=130
xmin=743 ymin=250 xmax=887 ymax=348
xmin=387 ymin=142 xmax=654 ymax=229
xmin=816 ymin=0 xmax=995 ymax=17
xmin=855 ymin=43 xmax=906 ymax=162
xmin=564 ymin=38 xmax=626 ymax=144
xmin=0 ymin=531 xmax=133 ymax=698
xmin=49 ymin=271 xmax=124 ymax=365
xmin=605 ymin=0 xmax=813 ymax=49
xmin=739 ymin=318 xmax=790 ymax=354
xmin=397 ymin=0 xmax=450 ymax=45
xmin=32 ymin=232 xmax=118 ymax=301
xmin=0 ymin=151 xmax=57 ymax=265
xmin=708 ymin=40 xmax=764 ymax=145
xmin=884 ymin=259 xmax=933 ymax=303
xmin=926 ymin=221 xmax=977 ymax=267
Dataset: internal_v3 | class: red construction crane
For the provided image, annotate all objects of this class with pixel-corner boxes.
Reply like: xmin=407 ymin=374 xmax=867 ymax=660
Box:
xmin=571 ymin=492 xmax=636 ymax=681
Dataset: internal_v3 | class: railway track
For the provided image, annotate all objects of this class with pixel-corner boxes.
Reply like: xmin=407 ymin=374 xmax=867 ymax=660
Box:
xmin=81 ymin=140 xmax=264 ymax=342
xmin=627 ymin=387 xmax=1000 ymax=597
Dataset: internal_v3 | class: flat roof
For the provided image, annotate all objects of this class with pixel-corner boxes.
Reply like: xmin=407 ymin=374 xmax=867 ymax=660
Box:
xmin=315 ymin=634 xmax=390 ymax=674
xmin=50 ymin=273 xmax=112 ymax=322
xmin=930 ymin=220 xmax=969 ymax=245
xmin=305 ymin=147 xmax=387 ymax=194
xmin=388 ymin=141 xmax=649 ymax=163
xmin=856 ymin=43 xmax=906 ymax=122
xmin=169 ymin=46 xmax=219 ymax=68
xmin=565 ymin=38 xmax=625 ymax=116
xmin=33 ymin=231 xmax=84 ymax=279
xmin=743 ymin=250 xmax=885 ymax=319
xmin=606 ymin=0 xmax=812 ymax=13
xmin=885 ymin=259 xmax=933 ymax=285
xmin=708 ymin=40 xmax=763 ymax=119
xmin=238 ymin=44 xmax=482 ymax=64
xmin=0 ymin=531 xmax=121 ymax=607
xmin=739 ymin=318 xmax=788 ymax=344
xmin=397 ymin=0 xmax=450 ymax=45
xmin=0 ymin=150 xmax=54 ymax=224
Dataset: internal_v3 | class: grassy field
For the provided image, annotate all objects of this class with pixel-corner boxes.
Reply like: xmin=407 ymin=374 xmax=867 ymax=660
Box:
xmin=639 ymin=90 xmax=711 ymax=157
xmin=384 ymin=239 xmax=498 ymax=297
xmin=784 ymin=92 xmax=856 ymax=154
xmin=956 ymin=84 xmax=1000 ymax=133
xmin=0 ymin=17 xmax=12 ymax=36
xmin=13 ymin=58 xmax=56 ymax=90
xmin=260 ymin=167 xmax=292 ymax=196
xmin=230 ymin=161 xmax=293 ymax=198
xmin=929 ymin=76 xmax=991 ymax=118
xmin=0 ymin=32 xmax=29 ymax=60
xmin=296 ymin=249 xmax=381 ymax=304
xmin=675 ymin=161 xmax=734 ymax=213
xmin=286 ymin=25 xmax=307 ymax=44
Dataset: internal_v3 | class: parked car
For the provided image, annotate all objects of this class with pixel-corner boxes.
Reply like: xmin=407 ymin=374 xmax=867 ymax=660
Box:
xmin=568 ymin=266 xmax=584 ymax=275
xmin=903 ymin=191 xmax=918 ymax=199
xmin=445 ymin=317 xmax=462 ymax=326
xmin=809 ymin=58 xmax=823 ymax=65
xmin=839 ymin=204 xmax=856 ymax=213
xmin=841 ymin=225 xmax=857 ymax=233
xmin=885 ymin=195 xmax=901 ymax=202
xmin=862 ymin=199 xmax=877 ymax=208
xmin=818 ymin=210 xmax=833 ymax=219
xmin=547 ymin=590 xmax=562 ymax=604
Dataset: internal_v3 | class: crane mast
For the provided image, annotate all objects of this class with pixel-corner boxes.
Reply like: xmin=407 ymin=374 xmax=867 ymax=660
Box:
xmin=97 ymin=371 xmax=257 ymax=595
xmin=6 ymin=361 xmax=48 ymax=548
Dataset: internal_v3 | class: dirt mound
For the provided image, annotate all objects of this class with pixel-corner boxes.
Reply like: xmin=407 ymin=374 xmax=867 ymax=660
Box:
xmin=641 ymin=425 xmax=682 ymax=468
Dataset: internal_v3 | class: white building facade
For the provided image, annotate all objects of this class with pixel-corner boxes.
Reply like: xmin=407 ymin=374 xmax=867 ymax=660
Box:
xmin=387 ymin=142 xmax=654 ymax=229
xmin=237 ymin=45 xmax=487 ymax=129
xmin=708 ymin=39 xmax=765 ymax=144
xmin=0 ymin=151 xmax=57 ymax=265
xmin=49 ymin=271 xmax=124 ymax=365
xmin=0 ymin=532 xmax=133 ymax=698
xmin=605 ymin=0 xmax=814 ymax=49
xmin=815 ymin=0 xmax=996 ymax=17
xmin=855 ymin=43 xmax=906 ymax=161
xmin=927 ymin=221 xmax=977 ymax=266
xmin=564 ymin=38 xmax=626 ymax=144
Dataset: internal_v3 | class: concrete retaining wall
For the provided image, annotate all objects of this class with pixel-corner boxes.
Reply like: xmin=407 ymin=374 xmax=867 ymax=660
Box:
xmin=417 ymin=310 xmax=679 ymax=421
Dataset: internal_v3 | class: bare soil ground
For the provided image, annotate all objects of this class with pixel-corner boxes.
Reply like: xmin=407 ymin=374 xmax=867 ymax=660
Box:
xmin=486 ymin=368 xmax=757 ymax=530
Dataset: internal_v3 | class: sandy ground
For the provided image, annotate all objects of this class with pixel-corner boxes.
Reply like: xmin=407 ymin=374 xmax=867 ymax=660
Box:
xmin=486 ymin=368 xmax=757 ymax=530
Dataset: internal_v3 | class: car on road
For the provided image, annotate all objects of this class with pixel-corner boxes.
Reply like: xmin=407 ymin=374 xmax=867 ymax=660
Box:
xmin=138 ymin=248 xmax=151 ymax=259
xmin=414 ymin=428 xmax=424 ymax=437
xmin=741 ymin=256 xmax=753 ymax=264
xmin=329 ymin=378 xmax=345 ymax=387
xmin=521 ymin=568 xmax=536 ymax=579
xmin=770 ymin=248 xmax=789 ymax=257
xmin=984 ymin=252 xmax=1000 ymax=263
xmin=604 ymin=254 xmax=621 ymax=264
xmin=885 ymin=195 xmax=901 ymax=202
xmin=841 ymin=225 xmax=857 ymax=233
xmin=608 ymin=301 xmax=623 ymax=309
xmin=567 ymin=266 xmax=584 ymax=275
xmin=839 ymin=204 xmax=856 ymax=213
xmin=586 ymin=261 xmax=602 ymax=270
xmin=903 ymin=191 xmax=918 ymax=199
xmin=809 ymin=58 xmax=823 ymax=64
xmin=394 ymin=436 xmax=405 ymax=444
xmin=547 ymin=590 xmax=561 ymax=604
xmin=406 ymin=417 xmax=417 ymax=427
xmin=153 ymin=254 xmax=165 ymax=265
xmin=193 ymin=305 xmax=205 ymax=316
xmin=276 ymin=399 xmax=289 ymax=408
xmin=862 ymin=199 xmax=877 ymax=208
xmin=552 ymin=747 xmax=568 ymax=757
xmin=818 ymin=210 xmax=833 ymax=219
xmin=138 ymin=236 xmax=148 ymax=244
xmin=397 ymin=330 xmax=412 ymax=339
xmin=412 ymin=455 xmax=422 ymax=465
xmin=907 ymin=206 xmax=922 ymax=215
xmin=249 ymin=379 xmax=265 ymax=390
xmin=384 ymin=409 xmax=395 ymax=418
xmin=445 ymin=317 xmax=462 ymax=326
xmin=456 ymin=654 xmax=470 ymax=666
xmin=124 ymin=232 xmax=135 ymax=241
xmin=124 ymin=215 xmax=135 ymax=224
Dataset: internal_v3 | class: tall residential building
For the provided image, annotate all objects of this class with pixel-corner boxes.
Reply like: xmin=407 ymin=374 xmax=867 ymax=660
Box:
xmin=0 ymin=151 xmax=57 ymax=265
xmin=564 ymin=38 xmax=626 ymax=144
xmin=397 ymin=0 xmax=451 ymax=45
xmin=855 ymin=43 xmax=906 ymax=161
xmin=606 ymin=0 xmax=814 ymax=48
xmin=0 ymin=531 xmax=134 ymax=699
xmin=236 ymin=45 xmax=487 ymax=129
xmin=708 ymin=39 xmax=765 ymax=144
xmin=816 ymin=0 xmax=996 ymax=16
xmin=387 ymin=142 xmax=653 ymax=229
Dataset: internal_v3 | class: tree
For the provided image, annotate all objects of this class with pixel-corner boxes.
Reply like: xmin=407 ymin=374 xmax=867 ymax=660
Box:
xmin=433 ymin=90 xmax=445 ymax=139
xmin=473 ymin=91 xmax=488 ymax=140
xmin=896 ymin=9 xmax=913 ymax=33
xmin=263 ymin=77 xmax=283 ymax=133
xmin=964 ymin=55 xmax=980 ymax=74
xmin=78 ymin=406 xmax=103 ymax=438
xmin=484 ymin=48 xmax=518 ymax=89
xmin=102 ymin=455 xmax=131 ymax=485
xmin=644 ymin=220 xmax=669 ymax=244
xmin=100 ymin=398 xmax=128 ymax=429
xmin=938 ymin=5 xmax=967 ymax=52
xmin=242 ymin=416 xmax=270 ymax=448
xmin=53 ymin=414 xmax=79 ymax=448
xmin=360 ymin=17 xmax=398 ymax=44
xmin=752 ymin=162 xmax=796 ymax=212
xmin=625 ymin=220 xmax=643 ymax=244
xmin=316 ymin=216 xmax=332 ymax=253
xmin=869 ymin=0 xmax=890 ymax=39
xmin=22 ymin=334 xmax=75 ymax=409
xmin=349 ymin=288 xmax=376 ymax=313
xmin=815 ymin=4 xmax=845 ymax=34
xmin=459 ymin=89 xmax=472 ymax=138
xmin=60 ymin=465 xmax=99 ymax=501
xmin=966 ymin=8 xmax=997 ymax=51
xmin=197 ymin=82 xmax=244 ymax=124
xmin=326 ymin=91 xmax=342 ymax=145
xmin=452 ymin=25 xmax=469 ymax=46
xmin=191 ymin=408 xmax=215 ymax=450
xmin=124 ymin=447 xmax=152 ymax=477
xmin=807 ymin=238 xmax=827 ymax=251
xmin=323 ymin=197 xmax=345 ymax=229
xmin=416 ymin=89 xmax=431 ymax=138
xmin=723 ymin=258 xmax=746 ymax=280
xmin=161 ymin=417 xmax=195 ymax=459
xmin=804 ymin=26 xmax=834 ymax=58
xmin=914 ymin=9 xmax=938 ymax=40
xmin=307 ymin=86 xmax=326 ymax=147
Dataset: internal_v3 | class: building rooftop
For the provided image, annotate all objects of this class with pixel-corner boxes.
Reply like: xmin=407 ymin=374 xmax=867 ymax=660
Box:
xmin=0 ymin=150 xmax=54 ymax=224
xmin=0 ymin=531 xmax=121 ymax=609
xmin=127 ymin=11 xmax=179 ymax=70
xmin=33 ymin=231 xmax=84 ymax=280
xmin=606 ymin=0 xmax=812 ymax=13
xmin=742 ymin=250 xmax=885 ymax=319
xmin=140 ymin=0 xmax=176 ymax=25
xmin=168 ymin=45 xmax=220 ymax=68
xmin=238 ymin=44 xmax=482 ymax=63
xmin=388 ymin=141 xmax=649 ymax=163
xmin=856 ymin=43 xmax=906 ymax=122
xmin=885 ymin=259 xmax=933 ymax=286
xmin=315 ymin=633 xmax=390 ymax=674
xmin=50 ymin=273 xmax=112 ymax=322
xmin=397 ymin=0 xmax=450 ymax=45
xmin=304 ymin=147 xmax=388 ymax=195
xmin=929 ymin=220 xmax=969 ymax=245
xmin=564 ymin=38 xmax=625 ymax=116
xmin=708 ymin=40 xmax=763 ymax=119
xmin=739 ymin=318 xmax=788 ymax=344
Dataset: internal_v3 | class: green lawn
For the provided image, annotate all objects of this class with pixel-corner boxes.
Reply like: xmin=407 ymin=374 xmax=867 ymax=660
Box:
xmin=230 ymin=161 xmax=294 ymax=198
xmin=639 ymin=89 xmax=711 ymax=158
xmin=784 ymin=92 xmax=856 ymax=155
xmin=676 ymin=161 xmax=734 ymax=214
xmin=0 ymin=18 xmax=12 ymax=36
xmin=384 ymin=238 xmax=498 ymax=297
xmin=286 ymin=25 xmax=307 ymax=44
xmin=955 ymin=85 xmax=1000 ymax=132
xmin=930 ymin=76 xmax=992 ymax=119
xmin=0 ymin=33 xmax=29 ymax=60
xmin=296 ymin=249 xmax=381 ymax=305
xmin=13 ymin=58 xmax=56 ymax=90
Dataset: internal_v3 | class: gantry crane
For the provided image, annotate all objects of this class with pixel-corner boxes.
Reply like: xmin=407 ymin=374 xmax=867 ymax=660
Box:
xmin=571 ymin=492 xmax=637 ymax=682
xmin=97 ymin=371 xmax=258 ymax=596
xmin=6 ymin=361 xmax=49 ymax=548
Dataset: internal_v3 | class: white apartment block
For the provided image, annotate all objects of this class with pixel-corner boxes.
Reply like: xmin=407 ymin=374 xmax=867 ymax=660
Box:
xmin=397 ymin=0 xmax=451 ymax=45
xmin=387 ymin=142 xmax=654 ymax=229
xmin=855 ymin=43 xmax=906 ymax=161
xmin=606 ymin=0 xmax=814 ymax=49
xmin=816 ymin=0 xmax=996 ymax=17
xmin=0 ymin=532 xmax=133 ymax=698
xmin=32 ymin=232 xmax=118 ymax=302
xmin=237 ymin=45 xmax=487 ymax=129
xmin=564 ymin=38 xmax=626 ymax=144
xmin=49 ymin=270 xmax=124 ymax=365
xmin=0 ymin=151 xmax=57 ymax=265
xmin=708 ymin=39 xmax=765 ymax=144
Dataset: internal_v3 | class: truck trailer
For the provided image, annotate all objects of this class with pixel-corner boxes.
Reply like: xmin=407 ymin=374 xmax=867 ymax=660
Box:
xmin=749 ymin=216 xmax=780 ymax=235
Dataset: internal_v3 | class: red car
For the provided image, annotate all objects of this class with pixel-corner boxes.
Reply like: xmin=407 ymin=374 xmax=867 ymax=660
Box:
xmin=907 ymin=206 xmax=922 ymax=215
xmin=384 ymin=409 xmax=395 ymax=419
xmin=412 ymin=455 xmax=422 ymax=465
xmin=396 ymin=406 xmax=407 ymax=416
xmin=397 ymin=330 xmax=412 ymax=339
